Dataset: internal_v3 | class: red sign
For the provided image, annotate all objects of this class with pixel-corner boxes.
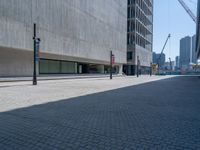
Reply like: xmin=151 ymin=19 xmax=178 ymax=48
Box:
xmin=112 ymin=55 xmax=115 ymax=65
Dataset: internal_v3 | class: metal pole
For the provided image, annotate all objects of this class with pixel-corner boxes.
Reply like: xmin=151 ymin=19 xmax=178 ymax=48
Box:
xmin=150 ymin=62 xmax=152 ymax=76
xmin=137 ymin=56 xmax=139 ymax=77
xmin=33 ymin=23 xmax=37 ymax=85
xmin=110 ymin=51 xmax=113 ymax=80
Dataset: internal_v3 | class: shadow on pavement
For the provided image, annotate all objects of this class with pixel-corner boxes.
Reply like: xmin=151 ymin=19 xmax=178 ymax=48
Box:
xmin=0 ymin=76 xmax=200 ymax=149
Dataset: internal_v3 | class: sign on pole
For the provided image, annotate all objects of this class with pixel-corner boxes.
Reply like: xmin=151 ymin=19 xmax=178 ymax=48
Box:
xmin=36 ymin=41 xmax=40 ymax=63
xmin=112 ymin=54 xmax=115 ymax=65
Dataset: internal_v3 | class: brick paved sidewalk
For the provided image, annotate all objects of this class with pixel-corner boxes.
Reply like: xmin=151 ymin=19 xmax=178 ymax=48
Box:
xmin=0 ymin=76 xmax=200 ymax=149
xmin=0 ymin=75 xmax=171 ymax=112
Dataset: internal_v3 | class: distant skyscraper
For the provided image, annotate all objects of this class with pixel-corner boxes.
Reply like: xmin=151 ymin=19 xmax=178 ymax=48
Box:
xmin=175 ymin=56 xmax=180 ymax=69
xmin=196 ymin=0 xmax=200 ymax=59
xmin=179 ymin=35 xmax=197 ymax=70
xmin=153 ymin=52 xmax=157 ymax=64
xmin=192 ymin=35 xmax=197 ymax=64
xmin=152 ymin=52 xmax=165 ymax=68
xmin=180 ymin=36 xmax=191 ymax=69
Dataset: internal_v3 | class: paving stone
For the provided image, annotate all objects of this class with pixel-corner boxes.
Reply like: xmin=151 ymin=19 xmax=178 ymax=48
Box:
xmin=0 ymin=76 xmax=199 ymax=149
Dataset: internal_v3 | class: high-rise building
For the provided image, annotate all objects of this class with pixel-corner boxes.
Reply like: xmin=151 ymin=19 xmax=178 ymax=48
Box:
xmin=179 ymin=35 xmax=197 ymax=70
xmin=175 ymin=56 xmax=180 ymax=70
xmin=192 ymin=35 xmax=197 ymax=64
xmin=180 ymin=36 xmax=191 ymax=70
xmin=152 ymin=52 xmax=157 ymax=64
xmin=124 ymin=0 xmax=153 ymax=75
xmin=0 ymin=0 xmax=127 ymax=77
xmin=196 ymin=0 xmax=200 ymax=59
xmin=152 ymin=52 xmax=165 ymax=68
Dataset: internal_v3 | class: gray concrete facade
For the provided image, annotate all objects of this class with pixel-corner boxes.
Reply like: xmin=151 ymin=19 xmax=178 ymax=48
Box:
xmin=192 ymin=35 xmax=197 ymax=64
xmin=125 ymin=0 xmax=153 ymax=75
xmin=175 ymin=56 xmax=180 ymax=70
xmin=196 ymin=0 xmax=200 ymax=59
xmin=0 ymin=0 xmax=127 ymax=76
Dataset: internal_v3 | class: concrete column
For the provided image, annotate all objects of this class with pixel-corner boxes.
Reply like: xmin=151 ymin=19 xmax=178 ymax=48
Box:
xmin=118 ymin=64 xmax=123 ymax=75
xmin=97 ymin=65 xmax=104 ymax=74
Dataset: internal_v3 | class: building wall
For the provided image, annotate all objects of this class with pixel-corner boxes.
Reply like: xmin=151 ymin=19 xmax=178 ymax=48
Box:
xmin=180 ymin=36 xmax=191 ymax=69
xmin=192 ymin=35 xmax=197 ymax=64
xmin=152 ymin=52 xmax=165 ymax=68
xmin=175 ymin=56 xmax=180 ymax=69
xmin=0 ymin=0 xmax=127 ymax=76
xmin=196 ymin=0 xmax=200 ymax=59
xmin=0 ymin=47 xmax=33 ymax=76
xmin=126 ymin=0 xmax=153 ymax=75
xmin=152 ymin=52 xmax=157 ymax=64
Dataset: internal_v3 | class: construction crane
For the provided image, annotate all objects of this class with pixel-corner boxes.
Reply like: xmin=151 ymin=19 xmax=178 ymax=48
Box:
xmin=178 ymin=0 xmax=197 ymax=23
xmin=154 ymin=0 xmax=196 ymax=74
xmin=157 ymin=34 xmax=171 ymax=73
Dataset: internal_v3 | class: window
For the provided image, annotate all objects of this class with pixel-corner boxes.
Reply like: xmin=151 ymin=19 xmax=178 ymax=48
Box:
xmin=127 ymin=52 xmax=133 ymax=60
xmin=39 ymin=59 xmax=77 ymax=74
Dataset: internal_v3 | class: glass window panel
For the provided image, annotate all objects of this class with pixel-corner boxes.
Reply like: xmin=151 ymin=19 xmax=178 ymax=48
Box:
xmin=39 ymin=59 xmax=49 ymax=74
xmin=48 ymin=60 xmax=60 ymax=73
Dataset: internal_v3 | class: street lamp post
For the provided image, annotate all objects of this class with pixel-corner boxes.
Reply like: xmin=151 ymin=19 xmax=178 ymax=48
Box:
xmin=33 ymin=23 xmax=40 ymax=85
xmin=150 ymin=62 xmax=152 ymax=76
xmin=110 ymin=51 xmax=113 ymax=80
xmin=137 ymin=56 xmax=139 ymax=77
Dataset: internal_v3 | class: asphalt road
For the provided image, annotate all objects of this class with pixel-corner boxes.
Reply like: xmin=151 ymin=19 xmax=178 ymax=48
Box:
xmin=0 ymin=76 xmax=200 ymax=149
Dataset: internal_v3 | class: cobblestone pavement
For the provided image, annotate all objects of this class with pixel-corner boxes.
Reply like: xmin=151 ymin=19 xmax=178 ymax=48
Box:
xmin=0 ymin=75 xmax=171 ymax=112
xmin=0 ymin=76 xmax=200 ymax=149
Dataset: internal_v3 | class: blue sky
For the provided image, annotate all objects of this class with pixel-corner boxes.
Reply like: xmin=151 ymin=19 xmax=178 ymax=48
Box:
xmin=153 ymin=0 xmax=197 ymax=61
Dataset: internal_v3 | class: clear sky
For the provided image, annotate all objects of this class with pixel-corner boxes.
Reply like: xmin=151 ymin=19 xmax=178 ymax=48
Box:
xmin=153 ymin=0 xmax=197 ymax=61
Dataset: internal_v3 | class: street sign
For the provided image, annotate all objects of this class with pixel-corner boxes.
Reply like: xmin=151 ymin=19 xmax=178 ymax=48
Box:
xmin=35 ymin=40 xmax=40 ymax=62
xmin=112 ymin=55 xmax=115 ymax=65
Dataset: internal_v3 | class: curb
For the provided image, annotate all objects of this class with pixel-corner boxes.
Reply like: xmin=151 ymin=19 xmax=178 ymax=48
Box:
xmin=0 ymin=75 xmax=124 ymax=83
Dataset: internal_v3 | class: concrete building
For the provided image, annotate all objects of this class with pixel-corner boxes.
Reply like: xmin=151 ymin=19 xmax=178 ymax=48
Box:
xmin=152 ymin=52 xmax=157 ymax=64
xmin=192 ymin=35 xmax=197 ymax=64
xmin=171 ymin=61 xmax=175 ymax=71
xmin=175 ymin=56 xmax=180 ymax=70
xmin=152 ymin=52 xmax=165 ymax=69
xmin=179 ymin=35 xmax=197 ymax=71
xmin=0 ymin=0 xmax=127 ymax=77
xmin=196 ymin=0 xmax=200 ymax=59
xmin=124 ymin=0 xmax=153 ymax=75
xmin=164 ymin=62 xmax=170 ymax=70
xmin=164 ymin=61 xmax=175 ymax=71
xmin=180 ymin=36 xmax=191 ymax=70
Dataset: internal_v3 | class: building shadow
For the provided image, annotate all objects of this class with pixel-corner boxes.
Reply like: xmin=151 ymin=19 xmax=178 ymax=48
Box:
xmin=0 ymin=76 xmax=200 ymax=149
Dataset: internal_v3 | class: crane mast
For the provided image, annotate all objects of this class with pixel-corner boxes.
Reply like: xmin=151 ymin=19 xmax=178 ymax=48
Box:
xmin=157 ymin=34 xmax=171 ymax=74
xmin=157 ymin=34 xmax=171 ymax=67
xmin=178 ymin=0 xmax=197 ymax=23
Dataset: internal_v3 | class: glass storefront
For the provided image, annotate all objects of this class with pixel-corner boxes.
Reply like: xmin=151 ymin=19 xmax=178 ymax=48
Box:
xmin=39 ymin=59 xmax=77 ymax=74
xmin=39 ymin=58 xmax=119 ymax=74
xmin=61 ymin=61 xmax=77 ymax=74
